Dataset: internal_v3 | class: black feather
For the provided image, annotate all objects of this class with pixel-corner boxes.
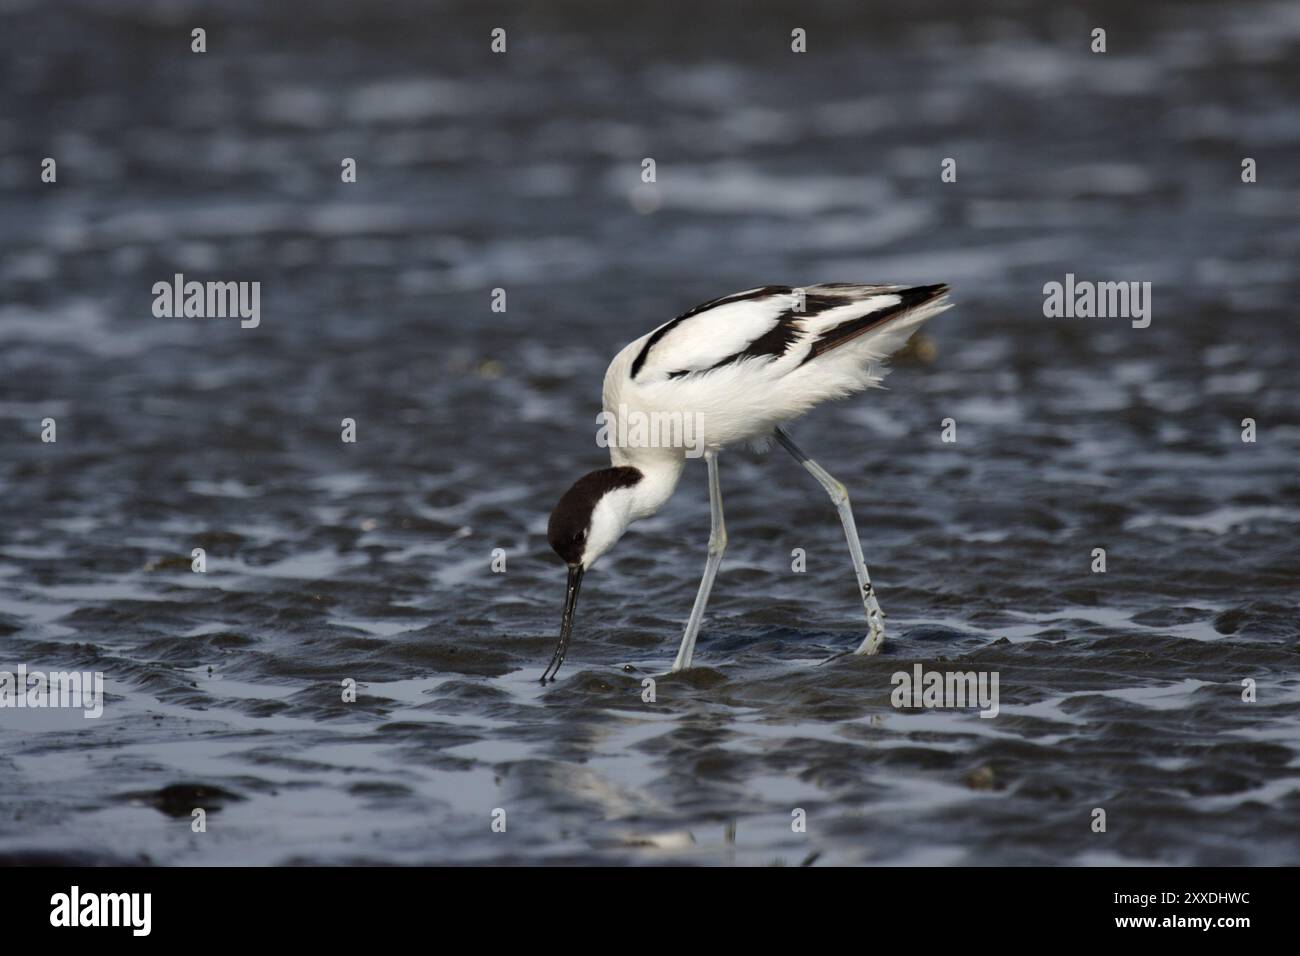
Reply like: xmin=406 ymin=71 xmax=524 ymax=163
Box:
xmin=800 ymin=284 xmax=947 ymax=365
xmin=631 ymin=286 xmax=788 ymax=380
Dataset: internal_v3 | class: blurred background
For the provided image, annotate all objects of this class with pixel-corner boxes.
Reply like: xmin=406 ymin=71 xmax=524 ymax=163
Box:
xmin=0 ymin=0 xmax=1297 ymax=865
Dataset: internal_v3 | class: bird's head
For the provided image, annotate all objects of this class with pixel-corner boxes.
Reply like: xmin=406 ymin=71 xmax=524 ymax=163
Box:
xmin=541 ymin=466 xmax=643 ymax=681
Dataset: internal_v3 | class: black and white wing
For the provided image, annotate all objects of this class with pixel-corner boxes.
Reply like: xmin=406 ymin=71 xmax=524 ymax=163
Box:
xmin=628 ymin=283 xmax=949 ymax=382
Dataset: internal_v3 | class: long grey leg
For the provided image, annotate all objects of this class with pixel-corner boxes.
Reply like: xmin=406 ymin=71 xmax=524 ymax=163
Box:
xmin=672 ymin=449 xmax=726 ymax=672
xmin=775 ymin=426 xmax=885 ymax=655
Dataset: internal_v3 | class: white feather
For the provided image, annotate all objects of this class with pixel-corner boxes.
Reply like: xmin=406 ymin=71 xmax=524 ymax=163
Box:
xmin=604 ymin=286 xmax=951 ymax=455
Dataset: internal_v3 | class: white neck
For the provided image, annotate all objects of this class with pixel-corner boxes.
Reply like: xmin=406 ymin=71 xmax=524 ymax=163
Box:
xmin=624 ymin=453 xmax=684 ymax=521
xmin=582 ymin=455 xmax=684 ymax=568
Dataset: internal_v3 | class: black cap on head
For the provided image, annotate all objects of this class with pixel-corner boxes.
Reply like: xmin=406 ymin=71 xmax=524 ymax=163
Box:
xmin=547 ymin=466 xmax=642 ymax=566
xmin=541 ymin=465 xmax=644 ymax=682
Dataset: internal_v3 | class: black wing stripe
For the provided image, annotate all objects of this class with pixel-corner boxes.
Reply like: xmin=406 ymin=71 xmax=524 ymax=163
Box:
xmin=659 ymin=292 xmax=852 ymax=379
xmin=799 ymin=284 xmax=947 ymax=365
xmin=667 ymin=310 xmax=800 ymax=378
xmin=630 ymin=286 xmax=790 ymax=380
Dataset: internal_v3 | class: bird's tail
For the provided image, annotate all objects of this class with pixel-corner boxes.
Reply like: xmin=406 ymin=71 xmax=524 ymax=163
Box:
xmin=800 ymin=283 xmax=950 ymax=365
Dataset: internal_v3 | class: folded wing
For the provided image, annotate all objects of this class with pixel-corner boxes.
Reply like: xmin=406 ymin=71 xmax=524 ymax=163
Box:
xmin=630 ymin=283 xmax=948 ymax=382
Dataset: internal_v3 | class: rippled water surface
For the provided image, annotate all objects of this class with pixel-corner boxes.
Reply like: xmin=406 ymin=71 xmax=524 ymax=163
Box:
xmin=1 ymin=0 xmax=1298 ymax=865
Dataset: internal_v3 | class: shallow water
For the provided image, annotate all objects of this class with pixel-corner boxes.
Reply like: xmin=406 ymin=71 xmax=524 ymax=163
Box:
xmin=1 ymin=0 xmax=1298 ymax=865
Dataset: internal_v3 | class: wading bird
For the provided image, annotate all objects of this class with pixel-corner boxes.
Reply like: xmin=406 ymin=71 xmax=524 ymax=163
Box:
xmin=542 ymin=283 xmax=951 ymax=682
